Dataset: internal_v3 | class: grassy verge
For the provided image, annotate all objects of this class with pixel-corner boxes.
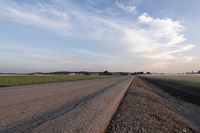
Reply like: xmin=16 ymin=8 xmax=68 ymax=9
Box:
xmin=0 ymin=75 xmax=111 ymax=87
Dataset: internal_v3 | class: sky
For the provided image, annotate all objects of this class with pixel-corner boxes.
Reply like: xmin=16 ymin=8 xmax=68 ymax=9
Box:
xmin=0 ymin=0 xmax=200 ymax=73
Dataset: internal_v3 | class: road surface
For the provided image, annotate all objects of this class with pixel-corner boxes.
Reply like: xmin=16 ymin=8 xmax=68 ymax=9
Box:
xmin=0 ymin=77 xmax=133 ymax=133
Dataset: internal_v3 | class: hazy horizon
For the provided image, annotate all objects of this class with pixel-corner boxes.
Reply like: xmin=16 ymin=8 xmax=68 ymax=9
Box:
xmin=0 ymin=0 xmax=200 ymax=73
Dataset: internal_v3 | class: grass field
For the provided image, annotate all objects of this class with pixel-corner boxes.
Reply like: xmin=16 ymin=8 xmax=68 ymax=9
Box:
xmin=0 ymin=75 xmax=111 ymax=87
xmin=145 ymin=74 xmax=200 ymax=88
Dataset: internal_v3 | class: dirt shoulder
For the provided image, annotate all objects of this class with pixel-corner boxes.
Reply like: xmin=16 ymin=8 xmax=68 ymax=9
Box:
xmin=106 ymin=77 xmax=200 ymax=133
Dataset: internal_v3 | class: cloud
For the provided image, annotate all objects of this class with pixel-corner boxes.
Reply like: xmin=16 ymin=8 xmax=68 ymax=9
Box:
xmin=0 ymin=1 xmax=196 ymax=71
xmin=0 ymin=1 xmax=73 ymax=35
xmin=121 ymin=13 xmax=195 ymax=61
xmin=138 ymin=13 xmax=186 ymax=47
xmin=76 ymin=49 xmax=116 ymax=59
xmin=0 ymin=43 xmax=123 ymax=72
xmin=150 ymin=56 xmax=197 ymax=72
xmin=115 ymin=1 xmax=136 ymax=13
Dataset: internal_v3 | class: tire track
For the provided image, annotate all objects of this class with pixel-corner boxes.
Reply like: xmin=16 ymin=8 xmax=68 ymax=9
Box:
xmin=0 ymin=78 xmax=130 ymax=133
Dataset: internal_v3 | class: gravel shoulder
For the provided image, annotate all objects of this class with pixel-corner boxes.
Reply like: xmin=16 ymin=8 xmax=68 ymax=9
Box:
xmin=106 ymin=77 xmax=200 ymax=133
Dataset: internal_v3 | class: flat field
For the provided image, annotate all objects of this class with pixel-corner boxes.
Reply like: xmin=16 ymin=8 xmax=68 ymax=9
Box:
xmin=0 ymin=75 xmax=110 ymax=87
xmin=142 ymin=74 xmax=200 ymax=106
xmin=144 ymin=74 xmax=200 ymax=87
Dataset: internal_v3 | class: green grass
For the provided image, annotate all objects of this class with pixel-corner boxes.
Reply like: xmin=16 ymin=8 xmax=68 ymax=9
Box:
xmin=0 ymin=75 xmax=111 ymax=87
xmin=146 ymin=74 xmax=200 ymax=88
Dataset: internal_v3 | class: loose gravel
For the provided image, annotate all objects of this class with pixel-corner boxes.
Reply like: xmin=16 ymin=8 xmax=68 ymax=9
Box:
xmin=106 ymin=77 xmax=199 ymax=133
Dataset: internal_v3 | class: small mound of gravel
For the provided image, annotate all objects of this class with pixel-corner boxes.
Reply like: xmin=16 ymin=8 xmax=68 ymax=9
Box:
xmin=106 ymin=77 xmax=199 ymax=133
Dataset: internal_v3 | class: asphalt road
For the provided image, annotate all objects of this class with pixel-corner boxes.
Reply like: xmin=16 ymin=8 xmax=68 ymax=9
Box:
xmin=0 ymin=77 xmax=133 ymax=133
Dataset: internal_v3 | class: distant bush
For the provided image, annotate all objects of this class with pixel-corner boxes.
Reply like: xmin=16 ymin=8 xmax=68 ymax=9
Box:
xmin=146 ymin=72 xmax=151 ymax=74
xmin=186 ymin=71 xmax=200 ymax=74
xmin=119 ymin=72 xmax=129 ymax=75
xmin=99 ymin=71 xmax=112 ymax=75
xmin=104 ymin=71 xmax=112 ymax=75
xmin=133 ymin=72 xmax=144 ymax=75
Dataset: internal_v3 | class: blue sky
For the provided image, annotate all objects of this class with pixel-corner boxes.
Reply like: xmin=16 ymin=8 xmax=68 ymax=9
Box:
xmin=0 ymin=0 xmax=199 ymax=73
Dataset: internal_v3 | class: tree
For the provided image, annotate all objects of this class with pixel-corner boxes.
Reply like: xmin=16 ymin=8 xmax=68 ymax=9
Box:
xmin=146 ymin=72 xmax=151 ymax=74
xmin=103 ymin=70 xmax=112 ymax=75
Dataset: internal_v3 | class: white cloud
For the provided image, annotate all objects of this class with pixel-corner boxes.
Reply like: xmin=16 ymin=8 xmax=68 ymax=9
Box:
xmin=0 ymin=1 xmax=73 ymax=35
xmin=150 ymin=56 xmax=197 ymax=72
xmin=138 ymin=13 xmax=185 ymax=47
xmin=115 ymin=1 xmax=136 ymax=13
xmin=151 ymin=62 xmax=169 ymax=69
xmin=0 ymin=1 xmax=196 ymax=72
xmin=76 ymin=49 xmax=116 ymax=59
xmin=138 ymin=13 xmax=153 ymax=23
xmin=121 ymin=13 xmax=195 ymax=61
xmin=182 ymin=56 xmax=194 ymax=62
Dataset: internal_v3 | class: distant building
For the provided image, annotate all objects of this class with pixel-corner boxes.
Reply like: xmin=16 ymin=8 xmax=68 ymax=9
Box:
xmin=68 ymin=73 xmax=76 ymax=76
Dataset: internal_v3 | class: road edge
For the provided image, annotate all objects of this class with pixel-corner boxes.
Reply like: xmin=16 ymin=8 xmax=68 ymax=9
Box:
xmin=103 ymin=77 xmax=133 ymax=133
